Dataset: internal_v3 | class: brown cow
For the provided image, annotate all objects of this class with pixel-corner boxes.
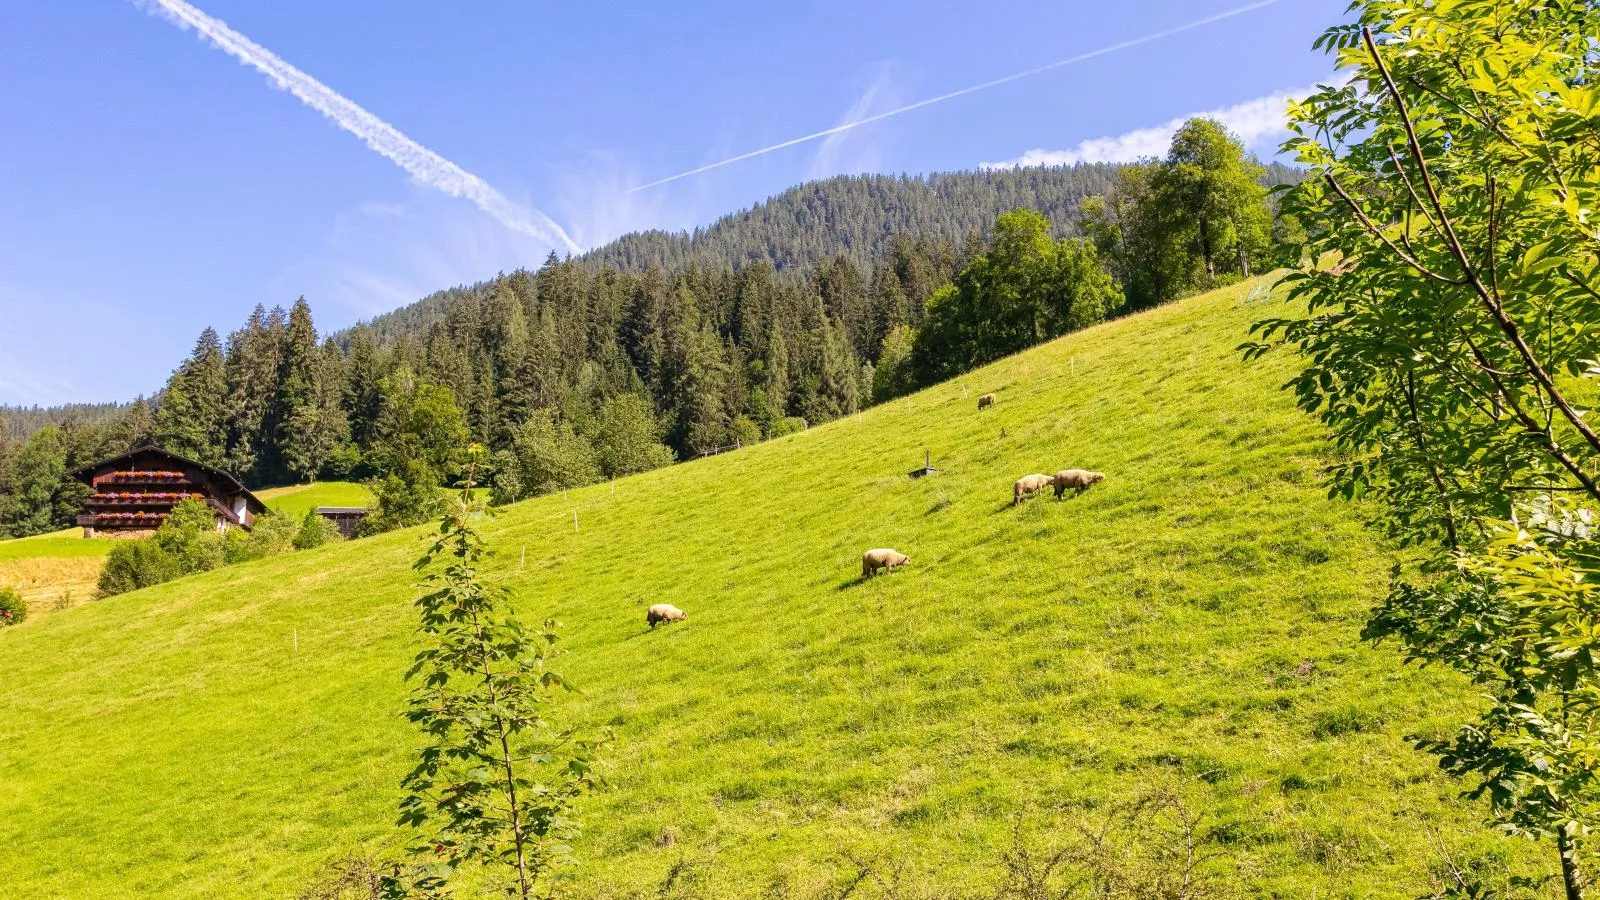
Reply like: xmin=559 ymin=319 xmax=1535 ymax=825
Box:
xmin=1052 ymin=470 xmax=1105 ymax=499
xmin=977 ymin=392 xmax=997 ymax=410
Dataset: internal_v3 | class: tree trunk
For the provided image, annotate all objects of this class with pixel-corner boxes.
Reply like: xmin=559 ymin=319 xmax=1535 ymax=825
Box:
xmin=1560 ymin=831 xmax=1586 ymax=900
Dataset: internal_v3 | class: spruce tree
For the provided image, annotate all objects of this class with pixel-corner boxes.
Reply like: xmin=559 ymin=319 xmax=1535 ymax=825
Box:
xmin=156 ymin=329 xmax=228 ymax=465
xmin=342 ymin=326 xmax=385 ymax=451
xmin=107 ymin=398 xmax=155 ymax=453
xmin=278 ymin=297 xmax=327 ymax=483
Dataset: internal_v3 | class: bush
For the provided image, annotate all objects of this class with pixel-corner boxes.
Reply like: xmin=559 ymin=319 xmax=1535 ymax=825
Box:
xmin=293 ymin=510 xmax=343 ymax=551
xmin=156 ymin=499 xmax=225 ymax=575
xmin=729 ymin=415 xmax=762 ymax=448
xmin=358 ymin=460 xmax=444 ymax=536
xmin=0 ymin=588 xmax=25 ymax=626
xmin=225 ymin=511 xmax=297 ymax=563
xmin=770 ymin=417 xmax=808 ymax=439
xmin=590 ymin=394 xmax=677 ymax=478
xmin=492 ymin=416 xmax=601 ymax=505
xmin=98 ymin=539 xmax=181 ymax=598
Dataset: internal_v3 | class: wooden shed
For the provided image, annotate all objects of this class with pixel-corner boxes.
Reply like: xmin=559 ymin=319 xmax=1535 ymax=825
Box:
xmin=71 ymin=445 xmax=266 ymax=537
xmin=315 ymin=506 xmax=369 ymax=538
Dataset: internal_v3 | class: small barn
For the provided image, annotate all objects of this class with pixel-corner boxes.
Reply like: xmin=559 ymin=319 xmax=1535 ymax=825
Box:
xmin=315 ymin=506 xmax=369 ymax=538
xmin=72 ymin=445 xmax=266 ymax=537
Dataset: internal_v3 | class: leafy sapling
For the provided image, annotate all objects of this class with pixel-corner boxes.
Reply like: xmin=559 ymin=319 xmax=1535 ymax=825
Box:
xmin=388 ymin=448 xmax=604 ymax=898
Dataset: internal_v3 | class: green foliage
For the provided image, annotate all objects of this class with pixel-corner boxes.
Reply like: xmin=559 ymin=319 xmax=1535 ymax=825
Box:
xmin=1084 ymin=121 xmax=1272 ymax=310
xmin=390 ymin=458 xmax=603 ymax=897
xmin=156 ymin=499 xmax=226 ymax=575
xmin=97 ymin=539 xmax=181 ymax=598
xmin=912 ymin=209 xmax=1122 ymax=385
xmin=224 ymin=511 xmax=297 ymax=563
xmin=1247 ymin=1 xmax=1600 ymax=893
xmin=491 ymin=415 xmax=602 ymax=506
xmin=3 ymin=427 xmax=69 ymax=538
xmin=293 ymin=510 xmax=343 ymax=551
xmin=589 ymin=394 xmax=675 ymax=479
xmin=155 ymin=329 xmax=229 ymax=467
xmin=0 ymin=587 xmax=24 ymax=627
xmin=374 ymin=370 xmax=469 ymax=483
xmin=770 ymin=416 xmax=807 ymax=438
xmin=871 ymin=324 xmax=918 ymax=403
xmin=359 ymin=462 xmax=447 ymax=538
xmin=1158 ymin=119 xmax=1272 ymax=281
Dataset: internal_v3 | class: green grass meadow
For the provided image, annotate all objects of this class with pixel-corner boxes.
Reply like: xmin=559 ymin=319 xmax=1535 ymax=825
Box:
xmin=257 ymin=480 xmax=374 ymax=521
xmin=0 ymin=280 xmax=1537 ymax=897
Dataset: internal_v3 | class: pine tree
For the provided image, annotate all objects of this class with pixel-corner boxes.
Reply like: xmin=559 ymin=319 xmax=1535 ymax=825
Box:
xmin=155 ymin=329 xmax=228 ymax=465
xmin=278 ymin=298 xmax=328 ymax=482
xmin=107 ymin=398 xmax=155 ymax=453
xmin=341 ymin=326 xmax=385 ymax=451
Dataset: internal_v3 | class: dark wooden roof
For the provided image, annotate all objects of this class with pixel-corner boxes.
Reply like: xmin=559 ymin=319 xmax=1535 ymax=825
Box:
xmin=71 ymin=444 xmax=267 ymax=514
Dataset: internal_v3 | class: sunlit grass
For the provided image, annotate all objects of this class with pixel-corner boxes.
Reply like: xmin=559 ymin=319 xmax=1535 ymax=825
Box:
xmin=0 ymin=280 xmax=1538 ymax=897
xmin=256 ymin=481 xmax=373 ymax=521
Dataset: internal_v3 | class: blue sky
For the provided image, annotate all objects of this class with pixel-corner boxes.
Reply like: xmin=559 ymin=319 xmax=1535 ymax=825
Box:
xmin=0 ymin=0 xmax=1347 ymax=407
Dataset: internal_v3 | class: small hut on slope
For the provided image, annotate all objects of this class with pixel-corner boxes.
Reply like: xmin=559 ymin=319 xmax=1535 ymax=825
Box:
xmin=72 ymin=445 xmax=266 ymax=537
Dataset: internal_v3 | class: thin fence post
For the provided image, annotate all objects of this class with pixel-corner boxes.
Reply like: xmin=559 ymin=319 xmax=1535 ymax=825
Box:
xmin=573 ymin=510 xmax=579 ymax=532
xmin=520 ymin=546 xmax=526 ymax=569
xmin=293 ymin=627 xmax=298 ymax=656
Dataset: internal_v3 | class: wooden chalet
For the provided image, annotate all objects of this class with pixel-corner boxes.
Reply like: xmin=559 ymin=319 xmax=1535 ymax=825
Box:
xmin=72 ymin=445 xmax=267 ymax=537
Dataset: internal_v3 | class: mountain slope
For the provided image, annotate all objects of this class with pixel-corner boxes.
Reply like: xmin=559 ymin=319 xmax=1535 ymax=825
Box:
xmin=351 ymin=163 xmax=1305 ymax=349
xmin=0 ymin=278 xmax=1523 ymax=897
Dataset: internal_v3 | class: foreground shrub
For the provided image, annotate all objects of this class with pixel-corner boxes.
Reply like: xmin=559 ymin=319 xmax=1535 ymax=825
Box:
xmin=0 ymin=588 xmax=25 ymax=626
xmin=98 ymin=539 xmax=181 ymax=597
xmin=99 ymin=506 xmax=301 ymax=598
xmin=292 ymin=510 xmax=343 ymax=550
xmin=358 ymin=458 xmax=444 ymax=536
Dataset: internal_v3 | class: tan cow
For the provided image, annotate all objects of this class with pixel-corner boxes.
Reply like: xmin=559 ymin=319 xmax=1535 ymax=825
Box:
xmin=1013 ymin=474 xmax=1053 ymax=505
xmin=647 ymin=603 xmax=687 ymax=628
xmin=977 ymin=392 xmax=997 ymax=410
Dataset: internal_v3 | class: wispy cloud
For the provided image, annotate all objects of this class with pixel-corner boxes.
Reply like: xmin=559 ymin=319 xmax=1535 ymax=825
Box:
xmin=980 ymin=82 xmax=1326 ymax=169
xmin=139 ymin=0 xmax=581 ymax=254
xmin=806 ymin=65 xmax=901 ymax=181
xmin=626 ymin=0 xmax=1282 ymax=192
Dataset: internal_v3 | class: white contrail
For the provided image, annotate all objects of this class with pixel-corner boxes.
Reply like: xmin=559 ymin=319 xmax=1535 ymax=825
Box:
xmin=139 ymin=0 xmax=581 ymax=254
xmin=628 ymin=0 xmax=1282 ymax=192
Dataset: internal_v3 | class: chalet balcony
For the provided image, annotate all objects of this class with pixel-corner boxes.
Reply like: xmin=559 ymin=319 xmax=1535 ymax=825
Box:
xmin=85 ymin=491 xmax=203 ymax=507
xmin=78 ymin=511 xmax=171 ymax=526
xmin=93 ymin=470 xmax=193 ymax=487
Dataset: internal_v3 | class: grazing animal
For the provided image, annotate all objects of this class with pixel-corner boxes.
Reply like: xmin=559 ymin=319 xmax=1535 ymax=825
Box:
xmin=977 ymin=392 xmax=997 ymax=410
xmin=862 ymin=548 xmax=911 ymax=578
xmin=1052 ymin=469 xmax=1105 ymax=499
xmin=646 ymin=603 xmax=687 ymax=628
xmin=1013 ymin=474 xmax=1053 ymax=505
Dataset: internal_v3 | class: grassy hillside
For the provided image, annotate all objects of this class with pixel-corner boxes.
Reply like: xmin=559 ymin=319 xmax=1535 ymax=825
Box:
xmin=0 ymin=529 xmax=115 ymax=616
xmin=0 ymin=279 xmax=1531 ymax=897
xmin=256 ymin=480 xmax=373 ymax=521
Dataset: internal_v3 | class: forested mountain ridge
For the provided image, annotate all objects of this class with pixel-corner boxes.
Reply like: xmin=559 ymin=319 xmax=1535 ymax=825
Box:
xmin=356 ymin=161 xmax=1303 ymax=347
